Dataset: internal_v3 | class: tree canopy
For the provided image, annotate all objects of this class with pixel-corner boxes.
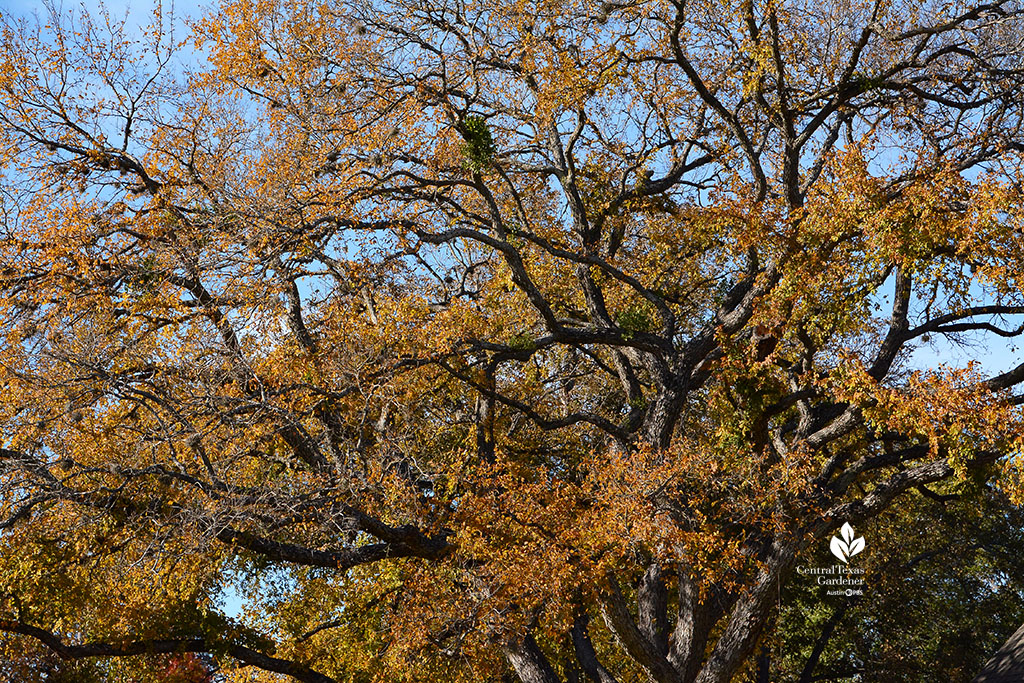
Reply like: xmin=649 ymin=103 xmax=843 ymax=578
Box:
xmin=2 ymin=0 xmax=1024 ymax=681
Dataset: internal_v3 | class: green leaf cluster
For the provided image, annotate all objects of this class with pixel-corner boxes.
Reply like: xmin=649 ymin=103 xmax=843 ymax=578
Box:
xmin=461 ymin=116 xmax=495 ymax=172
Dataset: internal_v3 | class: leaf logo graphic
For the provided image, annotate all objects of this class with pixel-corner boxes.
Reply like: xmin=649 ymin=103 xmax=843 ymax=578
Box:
xmin=829 ymin=522 xmax=865 ymax=563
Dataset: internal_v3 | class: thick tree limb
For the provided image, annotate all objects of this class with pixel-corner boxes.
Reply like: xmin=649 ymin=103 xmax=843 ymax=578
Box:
xmin=0 ymin=620 xmax=336 ymax=683
xmin=571 ymin=616 xmax=620 ymax=683
xmin=601 ymin=576 xmax=683 ymax=683
xmin=505 ymin=633 xmax=563 ymax=683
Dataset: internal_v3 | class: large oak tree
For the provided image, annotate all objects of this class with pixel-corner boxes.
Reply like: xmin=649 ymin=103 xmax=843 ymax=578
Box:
xmin=3 ymin=0 xmax=1024 ymax=680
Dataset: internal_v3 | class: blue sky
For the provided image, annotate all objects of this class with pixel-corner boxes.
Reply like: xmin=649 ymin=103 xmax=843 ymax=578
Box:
xmin=3 ymin=0 xmax=207 ymax=30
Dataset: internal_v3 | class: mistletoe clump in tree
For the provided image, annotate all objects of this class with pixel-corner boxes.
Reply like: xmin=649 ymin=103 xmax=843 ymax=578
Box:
xmin=3 ymin=0 xmax=1024 ymax=681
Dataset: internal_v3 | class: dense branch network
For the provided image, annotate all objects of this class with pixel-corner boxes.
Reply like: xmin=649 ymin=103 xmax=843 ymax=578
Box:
xmin=2 ymin=0 xmax=1024 ymax=681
